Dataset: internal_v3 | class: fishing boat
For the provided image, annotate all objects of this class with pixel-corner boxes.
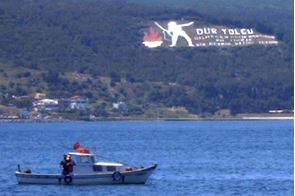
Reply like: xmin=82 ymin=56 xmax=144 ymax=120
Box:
xmin=15 ymin=143 xmax=157 ymax=185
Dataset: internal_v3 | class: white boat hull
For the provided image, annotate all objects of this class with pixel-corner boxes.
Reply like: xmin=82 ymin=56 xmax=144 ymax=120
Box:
xmin=15 ymin=165 xmax=157 ymax=185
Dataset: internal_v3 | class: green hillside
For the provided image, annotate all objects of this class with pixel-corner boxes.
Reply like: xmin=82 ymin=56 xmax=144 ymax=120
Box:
xmin=0 ymin=0 xmax=293 ymax=119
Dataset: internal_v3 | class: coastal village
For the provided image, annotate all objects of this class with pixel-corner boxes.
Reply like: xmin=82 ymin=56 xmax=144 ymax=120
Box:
xmin=0 ymin=93 xmax=129 ymax=122
xmin=0 ymin=92 xmax=293 ymax=122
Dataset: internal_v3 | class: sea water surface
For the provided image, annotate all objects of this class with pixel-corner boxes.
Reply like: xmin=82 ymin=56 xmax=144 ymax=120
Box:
xmin=0 ymin=121 xmax=293 ymax=196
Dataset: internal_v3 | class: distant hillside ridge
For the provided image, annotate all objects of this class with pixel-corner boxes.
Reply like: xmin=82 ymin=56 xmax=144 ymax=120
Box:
xmin=117 ymin=0 xmax=293 ymax=10
xmin=0 ymin=0 xmax=293 ymax=117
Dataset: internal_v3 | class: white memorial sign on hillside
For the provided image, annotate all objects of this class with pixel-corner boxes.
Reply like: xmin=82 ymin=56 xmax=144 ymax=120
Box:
xmin=143 ymin=21 xmax=279 ymax=48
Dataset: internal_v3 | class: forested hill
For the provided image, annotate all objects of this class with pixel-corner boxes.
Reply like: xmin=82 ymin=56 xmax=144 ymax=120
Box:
xmin=0 ymin=0 xmax=293 ymax=116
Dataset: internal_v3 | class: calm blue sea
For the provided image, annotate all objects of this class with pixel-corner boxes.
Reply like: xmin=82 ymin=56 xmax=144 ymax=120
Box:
xmin=0 ymin=121 xmax=293 ymax=196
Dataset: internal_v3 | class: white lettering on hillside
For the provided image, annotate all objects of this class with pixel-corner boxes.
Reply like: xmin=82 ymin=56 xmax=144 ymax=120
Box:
xmin=196 ymin=28 xmax=254 ymax=35
xmin=144 ymin=21 xmax=279 ymax=48
xmin=193 ymin=27 xmax=277 ymax=47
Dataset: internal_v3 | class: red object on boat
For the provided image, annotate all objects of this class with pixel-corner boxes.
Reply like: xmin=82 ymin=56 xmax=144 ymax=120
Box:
xmin=73 ymin=142 xmax=80 ymax=150
xmin=79 ymin=148 xmax=90 ymax=153
xmin=125 ymin=167 xmax=133 ymax=172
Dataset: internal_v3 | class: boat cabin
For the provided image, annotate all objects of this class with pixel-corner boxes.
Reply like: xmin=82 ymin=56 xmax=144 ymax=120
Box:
xmin=68 ymin=152 xmax=127 ymax=174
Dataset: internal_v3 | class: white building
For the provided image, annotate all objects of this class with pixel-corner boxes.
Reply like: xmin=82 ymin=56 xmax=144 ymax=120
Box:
xmin=70 ymin=96 xmax=89 ymax=110
xmin=113 ymin=102 xmax=128 ymax=113
xmin=34 ymin=99 xmax=58 ymax=111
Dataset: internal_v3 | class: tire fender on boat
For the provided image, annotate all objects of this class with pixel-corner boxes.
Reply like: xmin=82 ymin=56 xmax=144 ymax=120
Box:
xmin=64 ymin=176 xmax=72 ymax=184
xmin=112 ymin=171 xmax=122 ymax=181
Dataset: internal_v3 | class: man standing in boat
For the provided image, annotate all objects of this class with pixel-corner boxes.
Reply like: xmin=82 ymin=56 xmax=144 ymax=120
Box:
xmin=60 ymin=155 xmax=68 ymax=175
xmin=61 ymin=155 xmax=75 ymax=175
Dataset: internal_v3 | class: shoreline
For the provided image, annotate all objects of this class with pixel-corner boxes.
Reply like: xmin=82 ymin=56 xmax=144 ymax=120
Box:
xmin=0 ymin=116 xmax=293 ymax=123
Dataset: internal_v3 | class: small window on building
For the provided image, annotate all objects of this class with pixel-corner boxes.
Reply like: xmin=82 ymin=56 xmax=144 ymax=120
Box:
xmin=106 ymin=166 xmax=116 ymax=171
